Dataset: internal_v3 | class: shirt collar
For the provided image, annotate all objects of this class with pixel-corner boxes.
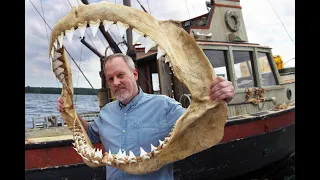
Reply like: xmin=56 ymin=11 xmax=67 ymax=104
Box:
xmin=119 ymin=86 xmax=144 ymax=109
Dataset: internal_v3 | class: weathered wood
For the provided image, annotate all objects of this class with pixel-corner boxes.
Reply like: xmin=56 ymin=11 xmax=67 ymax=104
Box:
xmin=157 ymin=57 xmax=173 ymax=97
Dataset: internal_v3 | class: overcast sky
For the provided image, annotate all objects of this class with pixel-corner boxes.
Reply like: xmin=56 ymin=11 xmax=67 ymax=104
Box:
xmin=25 ymin=0 xmax=295 ymax=89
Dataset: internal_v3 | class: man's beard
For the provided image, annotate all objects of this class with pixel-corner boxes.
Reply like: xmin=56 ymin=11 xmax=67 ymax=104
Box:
xmin=115 ymin=88 xmax=132 ymax=103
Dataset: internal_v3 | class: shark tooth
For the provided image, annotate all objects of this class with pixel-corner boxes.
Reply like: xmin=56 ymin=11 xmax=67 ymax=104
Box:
xmin=57 ymin=32 xmax=64 ymax=48
xmin=159 ymin=140 xmax=164 ymax=147
xmin=88 ymin=148 xmax=96 ymax=158
xmin=78 ymin=21 xmax=87 ymax=39
xmin=116 ymin=21 xmax=129 ymax=37
xmin=150 ymin=144 xmax=158 ymax=152
xmin=164 ymin=57 xmax=169 ymax=63
xmin=128 ymin=150 xmax=137 ymax=163
xmin=140 ymin=147 xmax=150 ymax=161
xmin=52 ymin=60 xmax=63 ymax=70
xmin=89 ymin=19 xmax=100 ymax=37
xmin=54 ymin=67 xmax=64 ymax=76
xmin=82 ymin=156 xmax=89 ymax=161
xmin=94 ymin=148 xmax=103 ymax=159
xmin=132 ymin=28 xmax=144 ymax=45
xmin=115 ymin=149 xmax=126 ymax=165
xmin=145 ymin=36 xmax=157 ymax=53
xmin=103 ymin=20 xmax=114 ymax=31
xmin=53 ymin=39 xmax=58 ymax=49
xmin=116 ymin=149 xmax=124 ymax=160
xmin=50 ymin=48 xmax=54 ymax=58
xmin=92 ymin=160 xmax=100 ymax=164
xmin=84 ymin=146 xmax=91 ymax=156
xmin=53 ymin=52 xmax=62 ymax=60
xmin=65 ymin=27 xmax=74 ymax=43
xmin=108 ymin=149 xmax=114 ymax=161
xmin=79 ymin=146 xmax=85 ymax=155
xmin=73 ymin=147 xmax=78 ymax=153
xmin=157 ymin=46 xmax=166 ymax=59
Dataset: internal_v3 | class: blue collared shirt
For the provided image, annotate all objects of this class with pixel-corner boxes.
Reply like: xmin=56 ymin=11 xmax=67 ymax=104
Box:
xmin=88 ymin=88 xmax=185 ymax=180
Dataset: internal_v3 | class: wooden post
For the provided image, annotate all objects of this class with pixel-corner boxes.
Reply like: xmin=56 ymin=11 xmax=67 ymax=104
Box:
xmin=157 ymin=57 xmax=173 ymax=97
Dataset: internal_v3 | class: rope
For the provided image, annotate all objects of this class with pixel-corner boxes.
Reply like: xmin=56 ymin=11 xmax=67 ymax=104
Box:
xmin=267 ymin=0 xmax=295 ymax=45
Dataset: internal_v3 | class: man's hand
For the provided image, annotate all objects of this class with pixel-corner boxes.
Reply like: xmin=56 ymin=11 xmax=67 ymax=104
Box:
xmin=57 ymin=97 xmax=64 ymax=112
xmin=209 ymin=76 xmax=235 ymax=103
xmin=57 ymin=97 xmax=89 ymax=131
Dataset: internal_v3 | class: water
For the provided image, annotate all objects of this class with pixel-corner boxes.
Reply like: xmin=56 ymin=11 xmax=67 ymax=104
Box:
xmin=25 ymin=93 xmax=100 ymax=129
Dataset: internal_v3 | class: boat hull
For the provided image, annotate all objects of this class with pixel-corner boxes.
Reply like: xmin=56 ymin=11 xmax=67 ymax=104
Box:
xmin=25 ymin=108 xmax=295 ymax=180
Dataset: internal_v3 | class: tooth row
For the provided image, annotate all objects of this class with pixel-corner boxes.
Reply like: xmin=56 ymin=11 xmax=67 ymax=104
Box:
xmin=72 ymin=125 xmax=104 ymax=164
xmin=50 ymin=19 xmax=177 ymax=99
xmin=71 ymin=122 xmax=175 ymax=166
xmin=50 ymin=19 xmax=171 ymax=61
xmin=49 ymin=49 xmax=72 ymax=94
xmin=105 ymin=125 xmax=176 ymax=165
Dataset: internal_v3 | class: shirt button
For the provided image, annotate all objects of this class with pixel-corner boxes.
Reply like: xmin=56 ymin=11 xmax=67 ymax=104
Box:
xmin=123 ymin=130 xmax=126 ymax=133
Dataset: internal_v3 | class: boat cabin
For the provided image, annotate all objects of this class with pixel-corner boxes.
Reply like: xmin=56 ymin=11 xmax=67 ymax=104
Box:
xmin=124 ymin=0 xmax=295 ymax=117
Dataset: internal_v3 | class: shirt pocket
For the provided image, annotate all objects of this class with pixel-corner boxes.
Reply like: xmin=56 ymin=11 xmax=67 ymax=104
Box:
xmin=137 ymin=121 xmax=170 ymax=152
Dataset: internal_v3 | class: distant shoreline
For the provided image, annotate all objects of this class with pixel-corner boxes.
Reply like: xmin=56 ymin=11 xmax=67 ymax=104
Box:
xmin=25 ymin=86 xmax=99 ymax=95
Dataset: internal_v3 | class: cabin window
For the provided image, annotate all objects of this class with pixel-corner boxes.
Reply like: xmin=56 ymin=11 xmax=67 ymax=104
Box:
xmin=233 ymin=51 xmax=256 ymax=89
xmin=203 ymin=50 xmax=229 ymax=80
xmin=257 ymin=52 xmax=277 ymax=86
xmin=152 ymin=73 xmax=160 ymax=94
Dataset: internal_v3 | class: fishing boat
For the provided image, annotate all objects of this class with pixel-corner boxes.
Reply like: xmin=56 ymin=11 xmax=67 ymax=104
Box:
xmin=25 ymin=0 xmax=295 ymax=179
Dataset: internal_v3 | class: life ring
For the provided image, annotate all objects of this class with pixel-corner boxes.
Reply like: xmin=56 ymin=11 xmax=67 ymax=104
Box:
xmin=225 ymin=10 xmax=240 ymax=32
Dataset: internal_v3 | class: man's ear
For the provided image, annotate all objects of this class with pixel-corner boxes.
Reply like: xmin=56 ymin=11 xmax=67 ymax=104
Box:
xmin=133 ymin=68 xmax=138 ymax=81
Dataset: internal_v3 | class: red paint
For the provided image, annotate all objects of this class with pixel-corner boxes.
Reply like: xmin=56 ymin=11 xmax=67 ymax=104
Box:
xmin=186 ymin=0 xmax=242 ymax=33
xmin=25 ymin=144 xmax=104 ymax=169
xmin=25 ymin=111 xmax=294 ymax=170
xmin=215 ymin=3 xmax=241 ymax=9
xmin=221 ymin=110 xmax=295 ymax=142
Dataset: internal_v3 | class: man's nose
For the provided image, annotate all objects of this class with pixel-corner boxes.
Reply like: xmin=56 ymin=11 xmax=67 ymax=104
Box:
xmin=113 ymin=77 xmax=121 ymax=85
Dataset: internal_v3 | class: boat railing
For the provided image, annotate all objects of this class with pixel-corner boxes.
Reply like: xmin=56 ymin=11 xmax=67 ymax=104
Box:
xmin=30 ymin=111 xmax=99 ymax=129
xmin=179 ymin=94 xmax=192 ymax=108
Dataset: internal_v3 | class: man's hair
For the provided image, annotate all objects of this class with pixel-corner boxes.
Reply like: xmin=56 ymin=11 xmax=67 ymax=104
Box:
xmin=103 ymin=53 xmax=135 ymax=71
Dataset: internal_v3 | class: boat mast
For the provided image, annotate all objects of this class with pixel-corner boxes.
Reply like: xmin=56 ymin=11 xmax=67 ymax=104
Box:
xmin=80 ymin=0 xmax=125 ymax=109
xmin=123 ymin=0 xmax=137 ymax=61
xmin=79 ymin=0 xmax=137 ymax=109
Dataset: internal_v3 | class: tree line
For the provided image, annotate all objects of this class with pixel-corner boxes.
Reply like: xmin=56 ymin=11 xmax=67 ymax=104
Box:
xmin=25 ymin=86 xmax=99 ymax=95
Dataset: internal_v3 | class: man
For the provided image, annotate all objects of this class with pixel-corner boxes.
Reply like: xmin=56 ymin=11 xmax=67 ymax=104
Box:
xmin=58 ymin=53 xmax=235 ymax=180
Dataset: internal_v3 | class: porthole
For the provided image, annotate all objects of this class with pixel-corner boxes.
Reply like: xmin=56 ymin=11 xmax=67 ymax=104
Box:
xmin=286 ymin=88 xmax=292 ymax=100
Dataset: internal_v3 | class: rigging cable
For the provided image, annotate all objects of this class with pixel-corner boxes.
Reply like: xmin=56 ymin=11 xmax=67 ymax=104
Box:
xmin=146 ymin=0 xmax=152 ymax=15
xmin=184 ymin=0 xmax=191 ymax=19
xmin=68 ymin=0 xmax=107 ymax=50
xmin=190 ymin=0 xmax=196 ymax=15
xmin=39 ymin=0 xmax=60 ymax=88
xmin=284 ymin=58 xmax=295 ymax=65
xmin=267 ymin=0 xmax=295 ymax=45
xmin=28 ymin=0 xmax=98 ymax=96
xmin=75 ymin=44 xmax=84 ymax=105
xmin=136 ymin=0 xmax=148 ymax=13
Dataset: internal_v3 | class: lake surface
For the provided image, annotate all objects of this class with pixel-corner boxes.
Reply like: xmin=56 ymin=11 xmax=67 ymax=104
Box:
xmin=25 ymin=93 xmax=100 ymax=129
